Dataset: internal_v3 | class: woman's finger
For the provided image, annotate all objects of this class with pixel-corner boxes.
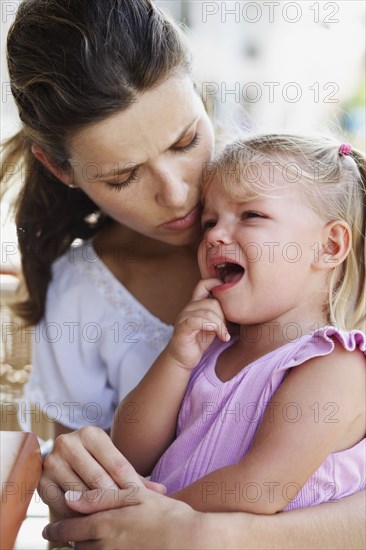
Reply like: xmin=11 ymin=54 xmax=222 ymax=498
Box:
xmin=58 ymin=427 xmax=144 ymax=490
xmin=140 ymin=477 xmax=167 ymax=494
xmin=44 ymin=430 xmax=118 ymax=492
xmin=65 ymin=486 xmax=144 ymax=514
xmin=42 ymin=515 xmax=101 ymax=544
xmin=42 ymin=451 xmax=88 ymax=493
xmin=74 ymin=542 xmax=99 ymax=550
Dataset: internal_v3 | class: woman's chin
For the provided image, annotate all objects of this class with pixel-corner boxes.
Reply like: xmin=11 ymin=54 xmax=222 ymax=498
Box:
xmin=160 ymin=226 xmax=202 ymax=247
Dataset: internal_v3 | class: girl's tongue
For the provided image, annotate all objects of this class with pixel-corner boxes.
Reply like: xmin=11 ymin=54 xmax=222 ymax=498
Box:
xmin=215 ymin=262 xmax=245 ymax=284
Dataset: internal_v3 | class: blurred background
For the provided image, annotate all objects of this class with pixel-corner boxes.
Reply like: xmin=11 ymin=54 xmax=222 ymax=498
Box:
xmin=155 ymin=0 xmax=365 ymax=147
xmin=2 ymin=1 xmax=365 ymax=144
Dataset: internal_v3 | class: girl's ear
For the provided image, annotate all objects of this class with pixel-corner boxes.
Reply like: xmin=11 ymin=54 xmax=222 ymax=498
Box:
xmin=312 ymin=220 xmax=352 ymax=271
xmin=31 ymin=144 xmax=73 ymax=186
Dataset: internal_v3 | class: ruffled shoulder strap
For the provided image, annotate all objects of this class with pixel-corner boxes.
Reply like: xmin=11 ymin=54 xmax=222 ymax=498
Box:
xmin=277 ymin=327 xmax=366 ymax=373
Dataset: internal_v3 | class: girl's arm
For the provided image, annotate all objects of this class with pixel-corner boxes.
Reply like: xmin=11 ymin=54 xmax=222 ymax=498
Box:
xmin=171 ymin=343 xmax=365 ymax=513
xmin=111 ymin=347 xmax=192 ymax=476
xmin=111 ymin=278 xmax=229 ymax=476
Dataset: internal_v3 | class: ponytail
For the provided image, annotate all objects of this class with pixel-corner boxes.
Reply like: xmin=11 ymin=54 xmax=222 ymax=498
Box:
xmin=1 ymin=130 xmax=27 ymax=193
xmin=1 ymin=131 xmax=108 ymax=325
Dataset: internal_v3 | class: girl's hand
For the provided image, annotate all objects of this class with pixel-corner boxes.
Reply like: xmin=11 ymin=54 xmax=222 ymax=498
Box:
xmin=165 ymin=278 xmax=230 ymax=371
xmin=38 ymin=427 xmax=165 ymax=518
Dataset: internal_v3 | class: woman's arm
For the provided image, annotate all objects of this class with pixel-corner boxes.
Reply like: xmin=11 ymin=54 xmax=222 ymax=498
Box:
xmin=43 ymin=486 xmax=366 ymax=549
xmin=202 ymin=491 xmax=366 ymax=550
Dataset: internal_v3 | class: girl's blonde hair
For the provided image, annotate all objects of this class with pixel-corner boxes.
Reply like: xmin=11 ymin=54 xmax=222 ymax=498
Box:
xmin=203 ymin=133 xmax=366 ymax=332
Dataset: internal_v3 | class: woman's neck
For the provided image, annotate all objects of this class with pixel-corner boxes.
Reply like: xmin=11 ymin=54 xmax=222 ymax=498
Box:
xmin=92 ymin=221 xmax=201 ymax=325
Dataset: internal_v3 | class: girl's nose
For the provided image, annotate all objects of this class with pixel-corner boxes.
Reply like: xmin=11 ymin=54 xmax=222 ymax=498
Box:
xmin=202 ymin=224 xmax=236 ymax=269
xmin=205 ymin=223 xmax=232 ymax=246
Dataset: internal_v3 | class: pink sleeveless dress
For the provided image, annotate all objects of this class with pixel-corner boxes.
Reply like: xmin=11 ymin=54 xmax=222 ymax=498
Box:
xmin=151 ymin=327 xmax=366 ymax=510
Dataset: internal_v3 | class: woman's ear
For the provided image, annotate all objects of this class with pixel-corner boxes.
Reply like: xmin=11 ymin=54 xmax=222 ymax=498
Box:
xmin=312 ymin=220 xmax=352 ymax=271
xmin=31 ymin=144 xmax=74 ymax=187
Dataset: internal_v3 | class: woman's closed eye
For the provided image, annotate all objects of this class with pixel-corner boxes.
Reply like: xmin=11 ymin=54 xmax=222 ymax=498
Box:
xmin=104 ymin=133 xmax=200 ymax=192
xmin=172 ymin=133 xmax=201 ymax=154
xmin=105 ymin=170 xmax=139 ymax=192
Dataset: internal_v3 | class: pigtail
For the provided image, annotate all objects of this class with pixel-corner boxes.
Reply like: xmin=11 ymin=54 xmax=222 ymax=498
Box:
xmin=348 ymin=149 xmax=366 ymax=331
xmin=315 ymin=145 xmax=366 ymax=332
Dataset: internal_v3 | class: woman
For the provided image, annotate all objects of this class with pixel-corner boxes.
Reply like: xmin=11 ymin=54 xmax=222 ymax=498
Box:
xmin=2 ymin=0 xmax=364 ymax=548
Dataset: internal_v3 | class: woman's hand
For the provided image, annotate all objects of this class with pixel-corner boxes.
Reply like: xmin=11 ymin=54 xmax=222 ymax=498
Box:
xmin=166 ymin=277 xmax=230 ymax=370
xmin=42 ymin=486 xmax=201 ymax=550
xmin=38 ymin=426 xmax=165 ymax=518
xmin=43 ymin=488 xmax=366 ymax=550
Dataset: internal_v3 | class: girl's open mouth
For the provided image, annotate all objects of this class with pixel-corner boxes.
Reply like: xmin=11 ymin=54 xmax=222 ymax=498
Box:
xmin=213 ymin=261 xmax=245 ymax=292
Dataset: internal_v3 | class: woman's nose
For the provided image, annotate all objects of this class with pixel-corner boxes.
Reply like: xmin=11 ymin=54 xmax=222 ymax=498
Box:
xmin=154 ymin=166 xmax=189 ymax=208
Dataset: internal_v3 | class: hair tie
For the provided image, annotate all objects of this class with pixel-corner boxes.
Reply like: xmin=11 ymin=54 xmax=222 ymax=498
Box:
xmin=339 ymin=143 xmax=352 ymax=156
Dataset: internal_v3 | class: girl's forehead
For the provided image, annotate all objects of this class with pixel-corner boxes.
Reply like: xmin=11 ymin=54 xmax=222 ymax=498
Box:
xmin=202 ymin=174 xmax=265 ymax=206
xmin=202 ymin=171 xmax=325 ymax=226
xmin=202 ymin=181 xmax=251 ymax=213
xmin=202 ymin=163 xmax=304 ymax=205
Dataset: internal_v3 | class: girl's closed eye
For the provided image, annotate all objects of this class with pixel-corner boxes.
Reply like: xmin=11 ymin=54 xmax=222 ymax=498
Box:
xmin=201 ymin=219 xmax=217 ymax=232
xmin=241 ymin=210 xmax=266 ymax=220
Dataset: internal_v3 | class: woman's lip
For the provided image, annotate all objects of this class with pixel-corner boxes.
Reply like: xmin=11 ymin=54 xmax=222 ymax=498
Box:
xmin=160 ymin=205 xmax=202 ymax=231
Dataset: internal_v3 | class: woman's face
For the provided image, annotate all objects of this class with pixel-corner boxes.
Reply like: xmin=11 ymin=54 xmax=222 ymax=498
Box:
xmin=66 ymin=74 xmax=215 ymax=246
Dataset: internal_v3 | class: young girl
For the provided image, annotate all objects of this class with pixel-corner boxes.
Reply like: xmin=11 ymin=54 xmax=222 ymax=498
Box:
xmin=112 ymin=133 xmax=366 ymax=514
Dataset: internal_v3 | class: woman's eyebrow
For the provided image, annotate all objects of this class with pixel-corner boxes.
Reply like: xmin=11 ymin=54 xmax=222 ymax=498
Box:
xmin=99 ymin=163 xmax=140 ymax=179
xmin=98 ymin=116 xmax=200 ymax=178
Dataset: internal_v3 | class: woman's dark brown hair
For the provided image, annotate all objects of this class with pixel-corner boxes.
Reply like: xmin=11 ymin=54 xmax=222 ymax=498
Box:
xmin=1 ymin=0 xmax=191 ymax=325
